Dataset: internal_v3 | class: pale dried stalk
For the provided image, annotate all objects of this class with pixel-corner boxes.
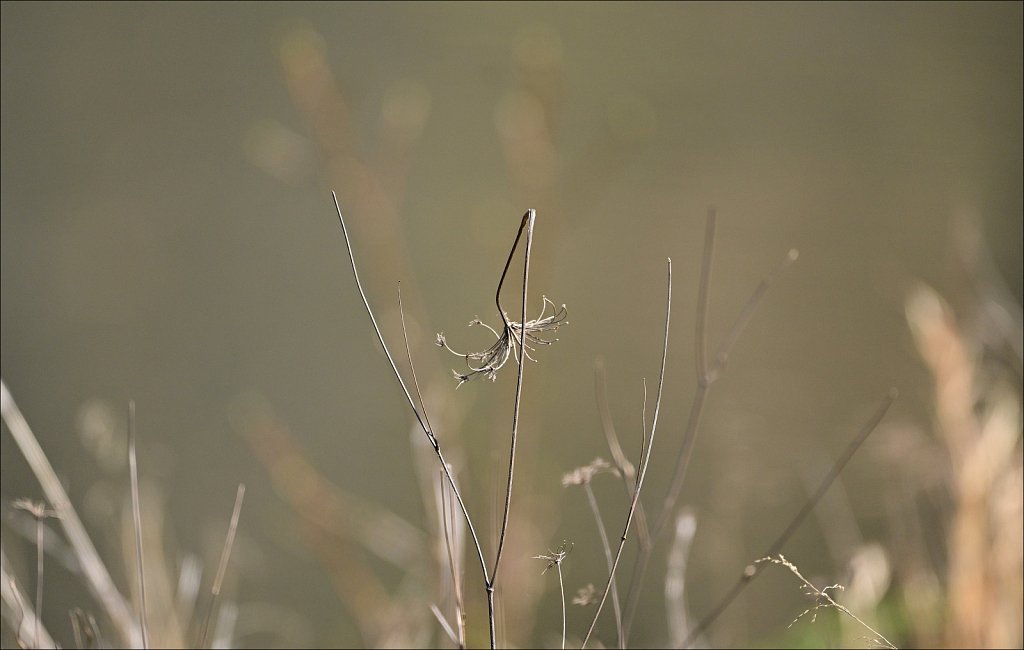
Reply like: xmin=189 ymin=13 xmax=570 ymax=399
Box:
xmin=1 ymin=380 xmax=140 ymax=646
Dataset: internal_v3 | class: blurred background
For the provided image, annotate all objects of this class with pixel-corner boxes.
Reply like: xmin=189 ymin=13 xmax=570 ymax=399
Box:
xmin=2 ymin=2 xmax=1021 ymax=648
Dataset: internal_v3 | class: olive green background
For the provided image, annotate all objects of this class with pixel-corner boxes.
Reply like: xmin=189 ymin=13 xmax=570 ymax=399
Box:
xmin=2 ymin=2 xmax=1021 ymax=648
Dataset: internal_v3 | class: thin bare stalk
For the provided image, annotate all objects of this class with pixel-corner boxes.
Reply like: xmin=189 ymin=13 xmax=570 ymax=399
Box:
xmin=489 ymin=209 xmax=535 ymax=650
xmin=128 ymin=401 xmax=150 ymax=649
xmin=557 ymin=558 xmax=566 ymax=650
xmin=679 ymin=389 xmax=897 ymax=648
xmin=491 ymin=211 xmax=534 ymax=575
xmin=198 ymin=484 xmax=246 ymax=650
xmin=582 ymin=258 xmax=672 ymax=649
xmin=533 ymin=543 xmax=572 ymax=650
xmin=331 ymin=193 xmax=494 ymax=642
xmin=583 ymin=482 xmax=623 ymax=647
xmin=594 ymin=362 xmax=650 ymax=551
xmin=1 ymin=380 xmax=139 ymax=645
xmin=622 ymin=216 xmax=798 ymax=639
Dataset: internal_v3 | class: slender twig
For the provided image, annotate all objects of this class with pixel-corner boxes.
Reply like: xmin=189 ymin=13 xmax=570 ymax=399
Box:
xmin=491 ymin=210 xmax=534 ymax=581
xmin=594 ymin=362 xmax=650 ymax=552
xmin=557 ymin=555 xmax=566 ymax=650
xmin=622 ymin=213 xmax=798 ymax=639
xmin=1 ymin=380 xmax=139 ymax=645
xmin=488 ymin=210 xmax=535 ymax=650
xmin=198 ymin=484 xmax=246 ymax=650
xmin=679 ymin=389 xmax=897 ymax=648
xmin=583 ymin=482 xmax=624 ymax=647
xmin=533 ymin=543 xmax=572 ymax=650
xmin=128 ymin=401 xmax=150 ymax=649
xmin=398 ymin=283 xmax=436 ymax=441
xmin=582 ymin=258 xmax=672 ymax=648
xmin=331 ymin=194 xmax=494 ymax=638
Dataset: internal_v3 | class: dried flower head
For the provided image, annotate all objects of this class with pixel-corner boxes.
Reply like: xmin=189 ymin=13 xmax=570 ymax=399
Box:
xmin=532 ymin=540 xmax=574 ymax=574
xmin=561 ymin=457 xmax=617 ymax=487
xmin=573 ymin=583 xmax=599 ymax=607
xmin=437 ymin=295 xmax=567 ymax=387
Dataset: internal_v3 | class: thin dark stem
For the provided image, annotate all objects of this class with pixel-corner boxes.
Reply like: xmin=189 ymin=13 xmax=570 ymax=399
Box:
xmin=584 ymin=482 xmax=623 ymax=648
xmin=128 ymin=401 xmax=149 ymax=649
xmin=332 ymin=193 xmax=491 ymax=594
xmin=198 ymin=484 xmax=246 ymax=650
xmin=582 ymin=258 xmax=671 ymax=649
xmin=491 ymin=210 xmax=534 ymax=583
xmin=679 ymin=389 xmax=897 ymax=648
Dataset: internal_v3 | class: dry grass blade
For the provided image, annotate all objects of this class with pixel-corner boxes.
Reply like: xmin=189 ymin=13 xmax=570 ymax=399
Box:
xmin=430 ymin=603 xmax=460 ymax=646
xmin=757 ymin=554 xmax=897 ymax=649
xmin=679 ymin=389 xmax=898 ymax=648
xmin=1 ymin=544 xmax=56 ymax=649
xmin=582 ymin=258 xmax=672 ymax=649
xmin=1 ymin=380 xmax=139 ymax=646
xmin=12 ymin=499 xmax=57 ymax=649
xmin=198 ymin=483 xmax=246 ymax=650
xmin=127 ymin=401 xmax=150 ymax=649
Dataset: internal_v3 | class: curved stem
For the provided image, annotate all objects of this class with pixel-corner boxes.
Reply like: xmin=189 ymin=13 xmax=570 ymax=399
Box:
xmin=583 ymin=258 xmax=672 ymax=648
xmin=491 ymin=210 xmax=534 ymax=586
xmin=332 ymin=193 xmax=490 ymax=590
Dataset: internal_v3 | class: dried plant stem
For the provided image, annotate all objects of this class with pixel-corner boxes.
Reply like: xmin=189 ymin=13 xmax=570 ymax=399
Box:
xmin=198 ymin=484 xmax=246 ymax=650
xmin=583 ymin=482 xmax=623 ymax=647
xmin=489 ymin=210 xmax=536 ymax=597
xmin=594 ymin=362 xmax=651 ymax=552
xmin=128 ymin=401 xmax=150 ymax=649
xmin=679 ymin=389 xmax=897 ymax=648
xmin=331 ymin=194 xmax=493 ymax=640
xmin=622 ymin=212 xmax=798 ymax=640
xmin=557 ymin=557 xmax=566 ymax=650
xmin=1 ymin=380 xmax=139 ymax=645
xmin=582 ymin=258 xmax=672 ymax=649
xmin=1 ymin=545 xmax=56 ymax=649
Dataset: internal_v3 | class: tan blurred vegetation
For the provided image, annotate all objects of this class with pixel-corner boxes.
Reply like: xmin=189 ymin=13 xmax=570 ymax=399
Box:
xmin=2 ymin=3 xmax=1021 ymax=648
